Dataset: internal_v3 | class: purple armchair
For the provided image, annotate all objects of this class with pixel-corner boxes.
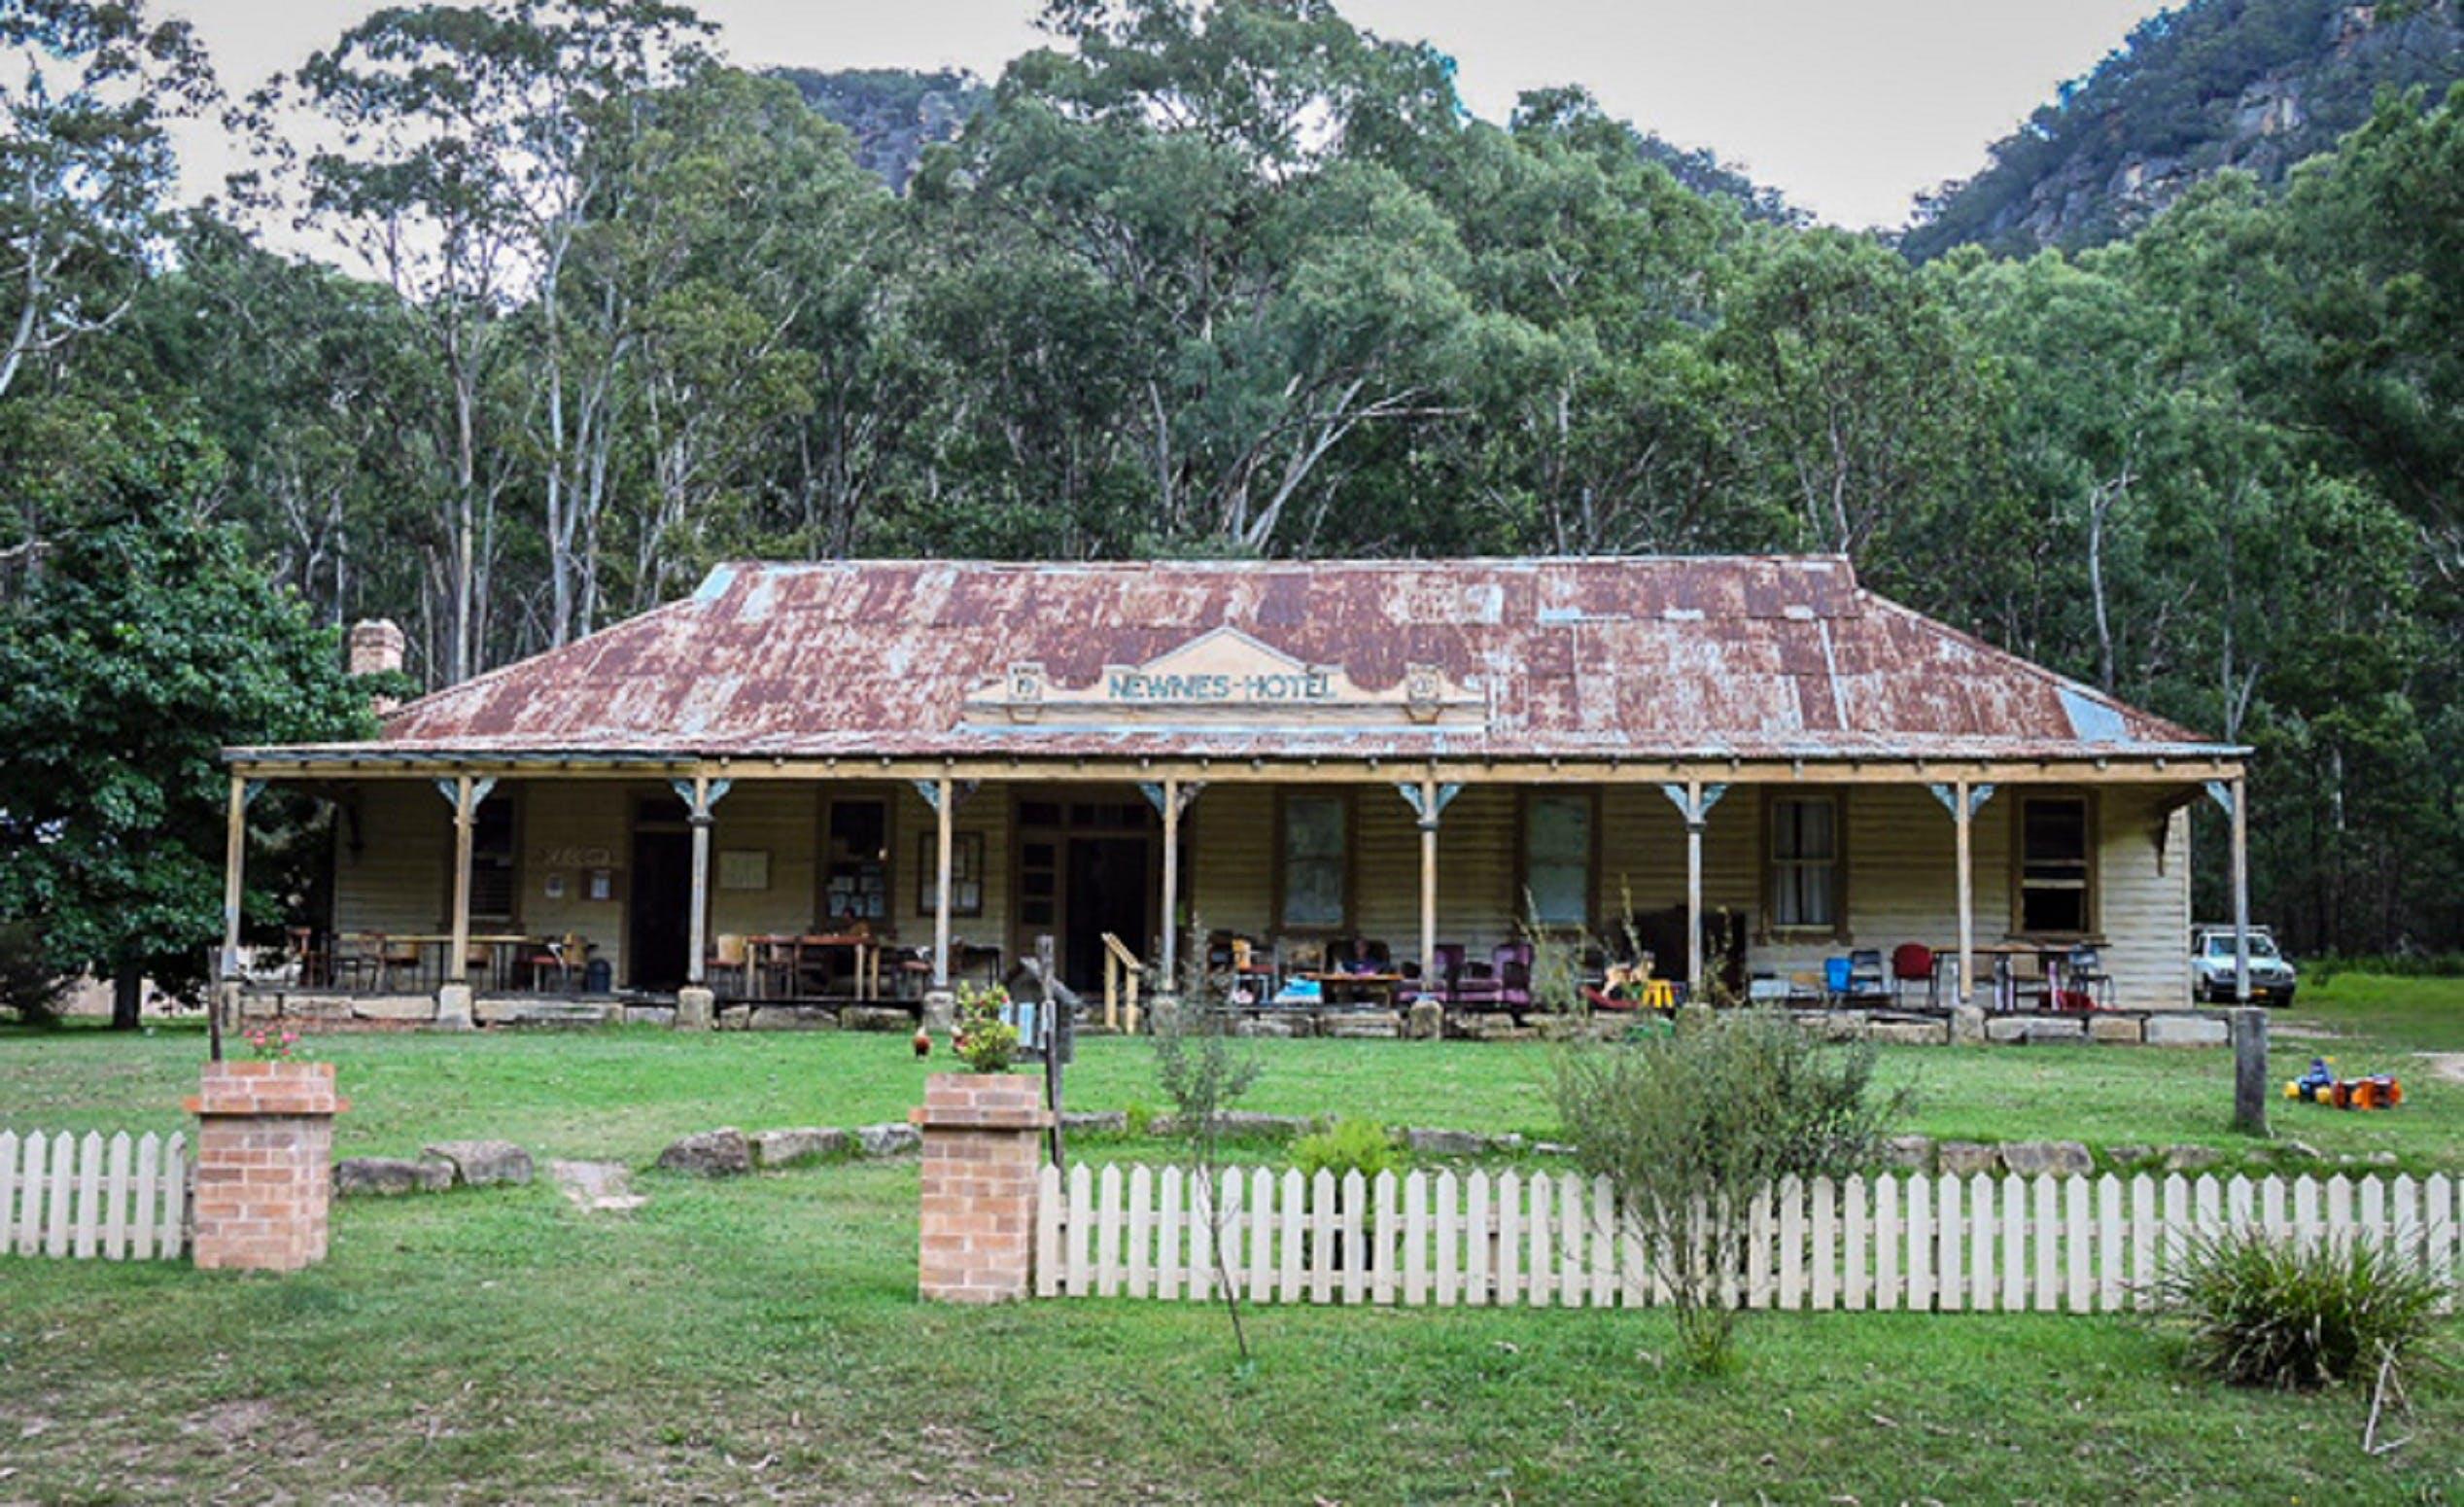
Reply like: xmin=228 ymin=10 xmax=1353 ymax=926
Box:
xmin=1403 ymin=942 xmax=1467 ymax=1005
xmin=1451 ymin=942 xmax=1534 ymax=1010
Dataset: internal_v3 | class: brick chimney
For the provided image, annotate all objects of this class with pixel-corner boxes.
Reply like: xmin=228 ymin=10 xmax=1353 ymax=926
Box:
xmin=348 ymin=618 xmax=407 ymax=715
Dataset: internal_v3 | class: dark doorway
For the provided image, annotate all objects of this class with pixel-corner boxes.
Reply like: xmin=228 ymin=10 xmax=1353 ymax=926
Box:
xmin=630 ymin=826 xmax=692 ymax=993
xmin=1063 ymin=836 xmax=1150 ymax=994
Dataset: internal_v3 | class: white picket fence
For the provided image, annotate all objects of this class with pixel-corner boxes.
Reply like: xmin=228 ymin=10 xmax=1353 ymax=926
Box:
xmin=1035 ymin=1163 xmax=2461 ymax=1313
xmin=0 ymin=1130 xmax=191 ymax=1262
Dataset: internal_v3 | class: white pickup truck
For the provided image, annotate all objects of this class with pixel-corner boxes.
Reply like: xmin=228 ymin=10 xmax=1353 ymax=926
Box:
xmin=2190 ymin=925 xmax=2297 ymax=1006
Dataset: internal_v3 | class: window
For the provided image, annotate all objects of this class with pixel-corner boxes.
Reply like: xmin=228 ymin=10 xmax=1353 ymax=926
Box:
xmin=2017 ymin=795 xmax=2093 ymax=934
xmin=916 ymin=831 xmax=985 ymax=917
xmin=1277 ymin=793 xmax=1348 ymax=930
xmin=1522 ymin=792 xmax=1593 ymax=929
xmin=823 ymin=797 xmax=889 ymax=923
xmin=470 ymin=793 xmax=517 ymax=923
xmin=1768 ymin=796 xmax=1839 ymax=929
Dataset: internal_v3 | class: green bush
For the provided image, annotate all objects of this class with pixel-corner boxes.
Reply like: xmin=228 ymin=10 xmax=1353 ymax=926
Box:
xmin=2157 ymin=1229 xmax=2446 ymax=1390
xmin=1551 ymin=1008 xmax=1906 ymax=1372
xmin=1292 ymin=1117 xmax=1406 ymax=1182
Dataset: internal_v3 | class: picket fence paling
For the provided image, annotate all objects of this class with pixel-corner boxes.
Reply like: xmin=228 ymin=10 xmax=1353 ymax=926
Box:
xmin=0 ymin=1130 xmax=189 ymax=1262
xmin=1035 ymin=1166 xmax=2464 ymax=1313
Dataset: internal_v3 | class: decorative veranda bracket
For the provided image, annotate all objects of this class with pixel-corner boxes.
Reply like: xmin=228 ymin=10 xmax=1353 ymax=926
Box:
xmin=2204 ymin=780 xmax=2238 ymax=819
xmin=1926 ymin=782 xmax=1998 ymax=820
xmin=1656 ymin=782 xmax=1728 ymax=829
xmin=910 ymin=778 xmax=981 ymax=814
xmin=1137 ymin=781 xmax=1205 ymax=819
xmin=1394 ymin=782 xmax=1463 ymax=830
xmin=433 ymin=775 xmax=498 ymax=810
xmin=669 ymin=776 xmax=734 ymax=823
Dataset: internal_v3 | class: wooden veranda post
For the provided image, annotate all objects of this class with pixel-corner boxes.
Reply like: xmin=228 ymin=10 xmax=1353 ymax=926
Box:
xmin=1954 ymin=778 xmax=1973 ymax=1009
xmin=2229 ymin=775 xmax=2251 ymax=1005
xmin=217 ymin=773 xmax=247 ymax=1061
xmin=685 ymin=776 xmax=712 ymax=987
xmin=933 ymin=775 xmax=954 ymax=990
xmin=1159 ymin=778 xmax=1181 ymax=986
xmin=448 ymin=774 xmax=475 ymax=985
xmin=1418 ymin=776 xmax=1439 ymax=997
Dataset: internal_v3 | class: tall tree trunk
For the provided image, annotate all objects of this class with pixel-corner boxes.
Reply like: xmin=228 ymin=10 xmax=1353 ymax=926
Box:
xmin=110 ymin=964 xmax=142 ymax=1032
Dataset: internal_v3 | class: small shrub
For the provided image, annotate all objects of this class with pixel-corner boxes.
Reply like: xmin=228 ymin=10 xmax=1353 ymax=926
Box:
xmin=1292 ymin=1117 xmax=1406 ymax=1182
xmin=2157 ymin=1228 xmax=2446 ymax=1390
xmin=952 ymin=982 xmax=1020 ymax=1073
xmin=1124 ymin=1101 xmax=1159 ymax=1138
xmin=1552 ymin=1007 xmax=1907 ymax=1372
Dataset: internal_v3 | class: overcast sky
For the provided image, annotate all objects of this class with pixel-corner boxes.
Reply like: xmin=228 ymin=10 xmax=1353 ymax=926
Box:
xmin=164 ymin=0 xmax=2170 ymax=228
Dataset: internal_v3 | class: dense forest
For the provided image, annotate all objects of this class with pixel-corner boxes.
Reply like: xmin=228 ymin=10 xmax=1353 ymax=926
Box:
xmin=1906 ymin=0 xmax=2464 ymax=259
xmin=5 ymin=0 xmax=2464 ymax=988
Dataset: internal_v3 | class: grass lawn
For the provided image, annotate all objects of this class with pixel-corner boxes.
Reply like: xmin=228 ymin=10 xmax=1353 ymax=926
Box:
xmin=0 ymin=976 xmax=2458 ymax=1500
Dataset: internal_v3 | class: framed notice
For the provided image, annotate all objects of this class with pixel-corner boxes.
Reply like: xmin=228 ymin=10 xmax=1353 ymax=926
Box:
xmin=917 ymin=831 xmax=985 ymax=917
xmin=718 ymin=849 xmax=771 ymax=892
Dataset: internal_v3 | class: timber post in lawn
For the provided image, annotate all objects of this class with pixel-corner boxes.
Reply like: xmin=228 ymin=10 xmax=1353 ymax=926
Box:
xmin=918 ymin=775 xmax=957 ymax=1034
xmin=672 ymin=775 xmax=732 ymax=1031
xmin=1142 ymin=778 xmax=1201 ymax=999
xmin=913 ymin=1072 xmax=1053 ymax=1303
xmin=188 ymin=1060 xmax=347 ymax=1272
xmin=2232 ymin=1007 xmax=2271 ymax=1138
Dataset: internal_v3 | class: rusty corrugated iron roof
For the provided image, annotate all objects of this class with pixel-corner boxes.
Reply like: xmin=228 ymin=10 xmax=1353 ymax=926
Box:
xmin=239 ymin=557 xmax=2232 ymax=764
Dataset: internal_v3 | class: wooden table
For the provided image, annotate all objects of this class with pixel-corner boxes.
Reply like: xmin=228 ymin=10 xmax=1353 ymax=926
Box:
xmin=746 ymin=933 xmax=879 ymax=1001
xmin=374 ymin=933 xmax=541 ymax=992
xmin=1302 ymin=970 xmax=1405 ymax=1007
xmin=1959 ymin=940 xmax=2103 ymax=1011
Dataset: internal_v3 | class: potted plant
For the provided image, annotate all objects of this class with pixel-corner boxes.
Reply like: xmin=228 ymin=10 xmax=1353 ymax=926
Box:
xmin=951 ymin=981 xmax=1022 ymax=1073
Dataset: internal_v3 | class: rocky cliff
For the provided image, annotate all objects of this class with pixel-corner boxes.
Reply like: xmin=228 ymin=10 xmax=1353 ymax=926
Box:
xmin=1903 ymin=0 xmax=2463 ymax=260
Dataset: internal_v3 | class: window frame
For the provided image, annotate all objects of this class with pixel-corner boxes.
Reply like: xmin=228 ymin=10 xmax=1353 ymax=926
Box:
xmin=1271 ymin=789 xmax=1355 ymax=935
xmin=1515 ymin=788 xmax=1600 ymax=934
xmin=2010 ymin=789 xmax=2099 ymax=939
xmin=1761 ymin=789 xmax=1848 ymax=940
xmin=444 ymin=786 xmax=523 ymax=929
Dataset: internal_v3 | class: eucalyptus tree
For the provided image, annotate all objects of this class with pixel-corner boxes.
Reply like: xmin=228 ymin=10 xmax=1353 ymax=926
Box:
xmin=0 ymin=0 xmax=213 ymax=405
xmin=269 ymin=0 xmax=711 ymax=680
xmin=946 ymin=0 xmax=1485 ymax=553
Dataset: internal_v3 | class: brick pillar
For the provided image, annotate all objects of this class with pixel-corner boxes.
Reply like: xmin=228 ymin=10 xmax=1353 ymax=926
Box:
xmin=186 ymin=1061 xmax=348 ymax=1272
xmin=912 ymin=1072 xmax=1052 ymax=1304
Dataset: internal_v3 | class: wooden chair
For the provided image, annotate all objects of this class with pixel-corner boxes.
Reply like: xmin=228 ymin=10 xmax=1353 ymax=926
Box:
xmin=528 ymin=932 xmax=589 ymax=993
xmin=378 ymin=934 xmax=423 ymax=993
xmin=2064 ymin=944 xmax=2116 ymax=1009
xmin=286 ymin=928 xmax=330 ymax=989
xmin=705 ymin=933 xmax=748 ymax=999
xmin=330 ymin=932 xmax=382 ymax=992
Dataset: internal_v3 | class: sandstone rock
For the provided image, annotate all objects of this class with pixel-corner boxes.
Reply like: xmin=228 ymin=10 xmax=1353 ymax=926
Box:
xmin=1883 ymin=1134 xmax=1936 ymax=1170
xmin=748 ymin=1005 xmax=838 ymax=1031
xmin=421 ymin=1139 xmax=534 ymax=1187
xmin=841 ymin=1006 xmax=914 ymax=1033
xmin=1936 ymin=1140 xmax=1999 ymax=1176
xmin=353 ymin=995 xmax=436 ymax=1023
xmin=2162 ymin=1144 xmax=2222 ymax=1173
xmin=1059 ymin=1110 xmax=1128 ymax=1136
xmin=549 ymin=1159 xmax=644 ymax=1211
xmin=854 ymin=1122 xmax=921 ymax=1157
xmin=624 ymin=1005 xmax=677 ymax=1029
xmin=1320 ymin=1011 xmax=1402 ymax=1039
xmin=1950 ymin=1006 xmax=1988 ymax=1045
xmin=333 ymin=1156 xmax=451 ymax=1197
xmin=2275 ymin=1139 xmax=2324 ymax=1162
xmin=1406 ymin=1000 xmax=1445 ymax=1041
xmin=1820 ymin=1010 xmax=1874 ymax=1042
xmin=2144 ymin=1013 xmax=2230 ymax=1047
xmin=1235 ymin=1013 xmax=1308 ymax=1038
xmin=2087 ymin=1014 xmax=2145 ymax=1044
xmin=2019 ymin=1015 xmax=2087 ymax=1042
xmin=1446 ymin=1013 xmax=1522 ymax=1041
xmin=1404 ymin=1127 xmax=1489 ymax=1158
xmin=656 ymin=1128 xmax=752 ymax=1177
xmin=2106 ymin=1143 xmax=2154 ymax=1167
xmin=1533 ymin=1141 xmax=1578 ymax=1157
xmin=748 ymin=1127 xmax=850 ymax=1169
xmin=1870 ymin=1018 xmax=1948 ymax=1046
xmin=1999 ymin=1139 xmax=2094 ymax=1177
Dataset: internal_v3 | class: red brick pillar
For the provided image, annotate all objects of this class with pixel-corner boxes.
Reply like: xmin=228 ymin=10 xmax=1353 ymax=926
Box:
xmin=186 ymin=1061 xmax=348 ymax=1272
xmin=912 ymin=1072 xmax=1052 ymax=1304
